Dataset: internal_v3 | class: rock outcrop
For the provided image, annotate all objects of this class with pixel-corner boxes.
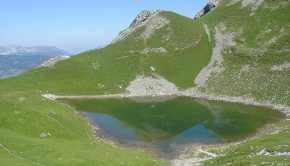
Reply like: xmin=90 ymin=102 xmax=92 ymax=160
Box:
xmin=194 ymin=0 xmax=223 ymax=19
xmin=141 ymin=47 xmax=167 ymax=54
xmin=39 ymin=55 xmax=70 ymax=68
xmin=130 ymin=10 xmax=159 ymax=27
xmin=111 ymin=10 xmax=169 ymax=43
xmin=229 ymin=0 xmax=264 ymax=16
xmin=126 ymin=76 xmax=179 ymax=97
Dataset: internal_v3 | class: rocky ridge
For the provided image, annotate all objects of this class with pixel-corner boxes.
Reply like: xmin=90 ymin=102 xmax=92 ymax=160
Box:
xmin=194 ymin=0 xmax=224 ymax=19
xmin=39 ymin=55 xmax=70 ymax=68
xmin=111 ymin=10 xmax=169 ymax=43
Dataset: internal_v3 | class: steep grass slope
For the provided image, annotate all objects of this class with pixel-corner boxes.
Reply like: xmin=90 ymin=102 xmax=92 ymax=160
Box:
xmin=0 ymin=91 xmax=168 ymax=165
xmin=192 ymin=0 xmax=290 ymax=165
xmin=197 ymin=0 xmax=290 ymax=106
xmin=1 ymin=1 xmax=288 ymax=106
xmin=0 ymin=11 xmax=211 ymax=95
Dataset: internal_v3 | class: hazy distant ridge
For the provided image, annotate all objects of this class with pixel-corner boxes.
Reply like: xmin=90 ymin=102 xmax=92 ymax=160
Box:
xmin=0 ymin=45 xmax=67 ymax=56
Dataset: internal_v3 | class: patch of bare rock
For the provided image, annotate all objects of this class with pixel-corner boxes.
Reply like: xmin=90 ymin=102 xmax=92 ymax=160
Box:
xmin=195 ymin=0 xmax=223 ymax=19
xmin=125 ymin=75 xmax=179 ymax=97
xmin=229 ymin=0 xmax=264 ymax=16
xmin=39 ymin=55 xmax=70 ymax=68
xmin=111 ymin=10 xmax=169 ymax=43
xmin=194 ymin=23 xmax=236 ymax=86
xmin=270 ymin=62 xmax=290 ymax=71
xmin=141 ymin=47 xmax=167 ymax=54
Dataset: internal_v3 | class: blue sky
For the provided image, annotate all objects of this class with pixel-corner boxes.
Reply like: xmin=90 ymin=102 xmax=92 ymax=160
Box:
xmin=0 ymin=0 xmax=208 ymax=53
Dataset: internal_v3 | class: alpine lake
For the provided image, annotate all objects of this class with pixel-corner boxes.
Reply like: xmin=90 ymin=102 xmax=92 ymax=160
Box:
xmin=59 ymin=96 xmax=284 ymax=157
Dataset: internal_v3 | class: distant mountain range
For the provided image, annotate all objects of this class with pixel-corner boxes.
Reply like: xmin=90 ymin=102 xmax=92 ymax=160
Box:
xmin=0 ymin=46 xmax=67 ymax=78
xmin=0 ymin=45 xmax=67 ymax=56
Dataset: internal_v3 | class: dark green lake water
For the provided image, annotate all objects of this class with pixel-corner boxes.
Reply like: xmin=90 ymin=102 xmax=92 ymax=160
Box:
xmin=61 ymin=97 xmax=284 ymax=153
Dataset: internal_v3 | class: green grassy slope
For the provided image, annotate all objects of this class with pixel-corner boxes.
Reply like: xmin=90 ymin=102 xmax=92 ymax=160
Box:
xmin=204 ymin=119 xmax=290 ymax=165
xmin=198 ymin=0 xmax=290 ymax=106
xmin=198 ymin=0 xmax=290 ymax=165
xmin=0 ymin=91 xmax=168 ymax=165
xmin=0 ymin=11 xmax=211 ymax=95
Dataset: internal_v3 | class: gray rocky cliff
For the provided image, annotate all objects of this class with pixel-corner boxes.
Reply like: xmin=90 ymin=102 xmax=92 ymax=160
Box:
xmin=111 ymin=10 xmax=167 ymax=44
xmin=194 ymin=0 xmax=223 ymax=19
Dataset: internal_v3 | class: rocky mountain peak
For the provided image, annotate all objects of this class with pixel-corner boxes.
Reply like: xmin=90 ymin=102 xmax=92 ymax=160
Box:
xmin=210 ymin=0 xmax=223 ymax=6
xmin=194 ymin=0 xmax=223 ymax=19
xmin=130 ymin=10 xmax=161 ymax=27
xmin=111 ymin=10 xmax=169 ymax=44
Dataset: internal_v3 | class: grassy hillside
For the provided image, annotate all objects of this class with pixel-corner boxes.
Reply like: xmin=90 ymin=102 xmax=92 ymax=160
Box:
xmin=0 ymin=91 xmax=168 ymax=165
xmin=197 ymin=0 xmax=290 ymax=165
xmin=0 ymin=11 xmax=211 ymax=95
xmin=198 ymin=0 xmax=290 ymax=106
xmin=1 ymin=1 xmax=288 ymax=106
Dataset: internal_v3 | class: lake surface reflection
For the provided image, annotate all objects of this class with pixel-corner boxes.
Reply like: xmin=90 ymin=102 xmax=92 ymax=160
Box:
xmin=61 ymin=97 xmax=284 ymax=153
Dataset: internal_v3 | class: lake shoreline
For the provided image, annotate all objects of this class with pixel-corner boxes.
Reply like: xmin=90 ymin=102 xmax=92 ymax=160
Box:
xmin=44 ymin=92 xmax=290 ymax=117
xmin=58 ymin=95 xmax=287 ymax=165
xmin=61 ymin=100 xmax=180 ymax=159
